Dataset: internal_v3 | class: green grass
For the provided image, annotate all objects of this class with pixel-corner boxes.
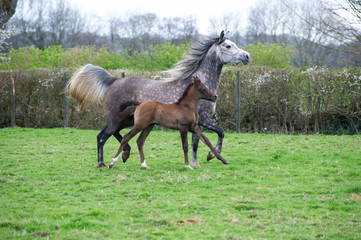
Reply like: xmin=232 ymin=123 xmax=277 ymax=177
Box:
xmin=1 ymin=128 xmax=360 ymax=239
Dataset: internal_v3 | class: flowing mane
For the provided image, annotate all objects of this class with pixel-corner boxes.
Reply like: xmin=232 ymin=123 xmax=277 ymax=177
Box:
xmin=175 ymin=81 xmax=195 ymax=104
xmin=164 ymin=34 xmax=226 ymax=81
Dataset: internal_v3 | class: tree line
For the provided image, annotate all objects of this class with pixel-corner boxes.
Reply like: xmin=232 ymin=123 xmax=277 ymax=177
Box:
xmin=1 ymin=0 xmax=361 ymax=68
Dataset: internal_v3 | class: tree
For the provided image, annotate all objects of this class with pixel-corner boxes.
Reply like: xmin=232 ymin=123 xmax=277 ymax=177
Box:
xmin=0 ymin=0 xmax=18 ymax=52
xmin=281 ymin=0 xmax=361 ymax=66
xmin=9 ymin=0 xmax=96 ymax=49
xmin=208 ymin=13 xmax=244 ymax=45
xmin=320 ymin=0 xmax=361 ymax=55
xmin=245 ymin=0 xmax=291 ymax=44
xmin=0 ymin=0 xmax=18 ymax=29
xmin=245 ymin=0 xmax=353 ymax=67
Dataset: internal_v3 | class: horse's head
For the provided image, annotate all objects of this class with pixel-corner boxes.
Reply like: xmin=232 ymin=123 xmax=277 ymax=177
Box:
xmin=216 ymin=31 xmax=251 ymax=66
xmin=193 ymin=76 xmax=217 ymax=102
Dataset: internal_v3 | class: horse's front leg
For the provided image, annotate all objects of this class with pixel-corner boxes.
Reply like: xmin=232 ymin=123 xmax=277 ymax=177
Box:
xmin=193 ymin=112 xmax=224 ymax=163
xmin=180 ymin=128 xmax=193 ymax=169
xmin=191 ymin=134 xmax=201 ymax=167
xmin=191 ymin=126 xmax=228 ymax=165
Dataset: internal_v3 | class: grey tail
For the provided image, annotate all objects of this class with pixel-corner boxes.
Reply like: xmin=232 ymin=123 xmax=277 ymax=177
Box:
xmin=66 ymin=64 xmax=117 ymax=111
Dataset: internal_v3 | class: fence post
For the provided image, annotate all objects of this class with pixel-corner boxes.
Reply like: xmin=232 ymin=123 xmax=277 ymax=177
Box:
xmin=64 ymin=72 xmax=69 ymax=128
xmin=11 ymin=76 xmax=15 ymax=127
xmin=236 ymin=71 xmax=240 ymax=133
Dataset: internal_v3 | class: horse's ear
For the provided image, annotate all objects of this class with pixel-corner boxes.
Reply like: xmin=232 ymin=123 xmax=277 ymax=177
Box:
xmin=220 ymin=30 xmax=224 ymax=40
xmin=218 ymin=30 xmax=226 ymax=44
xmin=193 ymin=76 xmax=201 ymax=85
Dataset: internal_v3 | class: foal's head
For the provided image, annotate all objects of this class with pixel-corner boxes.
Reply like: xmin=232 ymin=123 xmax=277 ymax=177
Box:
xmin=192 ymin=76 xmax=217 ymax=102
xmin=177 ymin=76 xmax=217 ymax=104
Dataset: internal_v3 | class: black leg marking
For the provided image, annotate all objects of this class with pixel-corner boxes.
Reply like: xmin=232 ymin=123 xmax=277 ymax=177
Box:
xmin=192 ymin=111 xmax=225 ymax=162
xmin=198 ymin=112 xmax=224 ymax=152
xmin=97 ymin=125 xmax=115 ymax=168
xmin=191 ymin=133 xmax=200 ymax=166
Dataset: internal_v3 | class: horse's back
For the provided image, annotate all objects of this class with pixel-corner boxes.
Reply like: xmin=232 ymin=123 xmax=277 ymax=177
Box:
xmin=107 ymin=77 xmax=184 ymax=104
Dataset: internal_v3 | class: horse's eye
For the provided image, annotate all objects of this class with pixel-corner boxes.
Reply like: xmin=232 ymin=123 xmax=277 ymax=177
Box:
xmin=226 ymin=45 xmax=231 ymax=49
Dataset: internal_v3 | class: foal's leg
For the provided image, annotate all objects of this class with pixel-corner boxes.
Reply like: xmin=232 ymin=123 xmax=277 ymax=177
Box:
xmin=108 ymin=128 xmax=141 ymax=169
xmin=113 ymin=130 xmax=132 ymax=163
xmin=180 ymin=128 xmax=192 ymax=169
xmin=191 ymin=126 xmax=229 ymax=164
xmin=136 ymin=124 xmax=155 ymax=169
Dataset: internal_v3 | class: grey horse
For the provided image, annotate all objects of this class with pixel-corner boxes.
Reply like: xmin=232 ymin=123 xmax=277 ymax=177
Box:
xmin=66 ymin=31 xmax=251 ymax=168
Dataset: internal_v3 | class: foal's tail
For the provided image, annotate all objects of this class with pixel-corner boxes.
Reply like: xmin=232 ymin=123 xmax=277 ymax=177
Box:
xmin=119 ymin=101 xmax=141 ymax=112
xmin=66 ymin=64 xmax=117 ymax=111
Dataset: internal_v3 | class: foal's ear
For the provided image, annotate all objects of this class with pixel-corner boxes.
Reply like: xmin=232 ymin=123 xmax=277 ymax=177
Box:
xmin=193 ymin=76 xmax=201 ymax=85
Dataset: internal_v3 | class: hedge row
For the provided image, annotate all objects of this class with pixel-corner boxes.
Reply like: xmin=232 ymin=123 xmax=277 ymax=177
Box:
xmin=0 ymin=66 xmax=360 ymax=134
xmin=218 ymin=66 xmax=361 ymax=134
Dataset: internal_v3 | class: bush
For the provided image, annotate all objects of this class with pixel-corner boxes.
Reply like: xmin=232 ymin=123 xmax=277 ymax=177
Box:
xmin=0 ymin=43 xmax=187 ymax=71
xmin=217 ymin=66 xmax=361 ymax=134
xmin=1 ymin=67 xmax=360 ymax=134
xmin=244 ymin=42 xmax=294 ymax=69
xmin=1 ymin=42 xmax=293 ymax=70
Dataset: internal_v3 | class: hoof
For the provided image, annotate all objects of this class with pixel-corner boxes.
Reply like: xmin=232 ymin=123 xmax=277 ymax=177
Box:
xmin=141 ymin=162 xmax=150 ymax=169
xmin=222 ymin=160 xmax=229 ymax=164
xmin=207 ymin=151 xmax=216 ymax=161
xmin=98 ymin=162 xmax=107 ymax=168
xmin=122 ymin=150 xmax=130 ymax=163
xmin=185 ymin=165 xmax=194 ymax=170
xmin=191 ymin=162 xmax=203 ymax=168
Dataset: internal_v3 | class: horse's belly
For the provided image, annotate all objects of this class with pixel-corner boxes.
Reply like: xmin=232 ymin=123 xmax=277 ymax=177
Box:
xmin=153 ymin=109 xmax=183 ymax=130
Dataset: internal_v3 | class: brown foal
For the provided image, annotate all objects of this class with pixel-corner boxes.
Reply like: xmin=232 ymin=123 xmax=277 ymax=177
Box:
xmin=108 ymin=76 xmax=229 ymax=169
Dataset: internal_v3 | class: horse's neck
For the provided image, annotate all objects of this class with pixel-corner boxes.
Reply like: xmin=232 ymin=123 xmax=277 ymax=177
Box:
xmin=194 ymin=48 xmax=223 ymax=93
xmin=170 ymin=46 xmax=223 ymax=93
xmin=178 ymin=89 xmax=200 ymax=113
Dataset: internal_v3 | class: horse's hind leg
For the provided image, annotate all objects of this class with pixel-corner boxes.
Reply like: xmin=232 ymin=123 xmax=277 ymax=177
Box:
xmin=191 ymin=126 xmax=228 ymax=165
xmin=113 ymin=130 xmax=132 ymax=163
xmin=97 ymin=125 xmax=117 ymax=167
xmin=136 ymin=124 xmax=155 ymax=169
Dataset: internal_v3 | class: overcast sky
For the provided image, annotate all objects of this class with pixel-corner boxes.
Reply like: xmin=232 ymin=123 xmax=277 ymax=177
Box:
xmin=69 ymin=0 xmax=262 ymax=35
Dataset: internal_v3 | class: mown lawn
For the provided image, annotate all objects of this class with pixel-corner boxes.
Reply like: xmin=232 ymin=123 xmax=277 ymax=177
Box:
xmin=0 ymin=128 xmax=360 ymax=239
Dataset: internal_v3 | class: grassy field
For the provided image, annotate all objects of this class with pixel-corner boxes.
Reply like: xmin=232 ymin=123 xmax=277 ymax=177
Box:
xmin=0 ymin=128 xmax=360 ymax=239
